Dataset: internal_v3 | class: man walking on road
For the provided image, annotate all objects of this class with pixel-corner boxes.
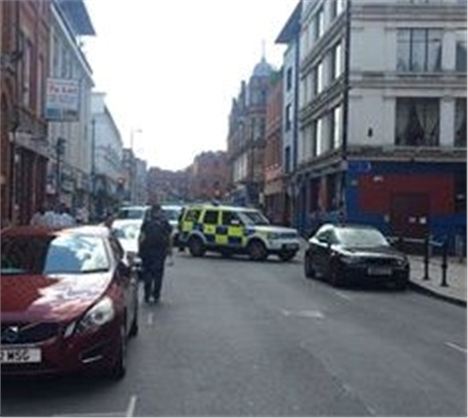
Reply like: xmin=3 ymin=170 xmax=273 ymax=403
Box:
xmin=139 ymin=204 xmax=173 ymax=303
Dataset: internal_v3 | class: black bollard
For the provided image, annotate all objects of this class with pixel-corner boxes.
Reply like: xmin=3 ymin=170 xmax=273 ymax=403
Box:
xmin=440 ymin=238 xmax=449 ymax=287
xmin=422 ymin=235 xmax=430 ymax=281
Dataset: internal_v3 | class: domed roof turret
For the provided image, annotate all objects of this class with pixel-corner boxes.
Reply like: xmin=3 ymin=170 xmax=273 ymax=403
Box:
xmin=252 ymin=57 xmax=273 ymax=78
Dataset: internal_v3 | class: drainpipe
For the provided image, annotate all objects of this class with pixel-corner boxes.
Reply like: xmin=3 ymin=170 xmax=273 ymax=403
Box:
xmin=340 ymin=0 xmax=351 ymax=224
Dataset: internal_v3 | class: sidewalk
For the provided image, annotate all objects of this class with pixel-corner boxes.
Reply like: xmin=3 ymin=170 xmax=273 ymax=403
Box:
xmin=408 ymin=255 xmax=467 ymax=306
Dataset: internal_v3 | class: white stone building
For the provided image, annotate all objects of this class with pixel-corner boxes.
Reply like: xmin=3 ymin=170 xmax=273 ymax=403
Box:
xmin=91 ymin=92 xmax=124 ymax=217
xmin=46 ymin=0 xmax=95 ymax=211
xmin=295 ymin=0 xmax=466 ymax=244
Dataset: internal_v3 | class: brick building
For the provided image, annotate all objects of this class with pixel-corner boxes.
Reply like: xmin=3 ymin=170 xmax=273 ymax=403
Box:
xmin=264 ymin=71 xmax=288 ymax=225
xmin=189 ymin=151 xmax=229 ymax=201
xmin=147 ymin=167 xmax=190 ymax=204
xmin=1 ymin=0 xmax=51 ymax=226
xmin=227 ymin=57 xmax=275 ymax=207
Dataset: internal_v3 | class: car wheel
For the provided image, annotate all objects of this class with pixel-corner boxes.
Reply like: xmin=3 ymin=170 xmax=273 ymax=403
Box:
xmin=129 ymin=304 xmax=138 ymax=338
xmin=329 ymin=262 xmax=343 ymax=288
xmin=188 ymin=236 xmax=205 ymax=257
xmin=248 ymin=240 xmax=268 ymax=261
xmin=279 ymin=250 xmax=296 ymax=262
xmin=304 ymin=253 xmax=316 ymax=279
xmin=394 ymin=279 xmax=408 ymax=291
xmin=108 ymin=322 xmax=127 ymax=380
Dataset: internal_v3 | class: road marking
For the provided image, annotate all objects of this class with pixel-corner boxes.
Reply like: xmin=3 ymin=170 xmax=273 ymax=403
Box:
xmin=147 ymin=313 xmax=154 ymax=326
xmin=53 ymin=412 xmax=122 ymax=417
xmin=281 ymin=309 xmax=324 ymax=319
xmin=335 ymin=291 xmax=352 ymax=301
xmin=445 ymin=342 xmax=467 ymax=354
xmin=126 ymin=395 xmax=138 ymax=417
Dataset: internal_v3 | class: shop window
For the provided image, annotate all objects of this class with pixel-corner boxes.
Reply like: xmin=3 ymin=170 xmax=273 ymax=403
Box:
xmin=454 ymin=173 xmax=466 ymax=213
xmin=395 ymin=98 xmax=439 ymax=146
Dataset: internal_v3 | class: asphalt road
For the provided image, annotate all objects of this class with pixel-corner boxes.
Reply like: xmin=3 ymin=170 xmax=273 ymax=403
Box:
xmin=1 ymin=251 xmax=466 ymax=417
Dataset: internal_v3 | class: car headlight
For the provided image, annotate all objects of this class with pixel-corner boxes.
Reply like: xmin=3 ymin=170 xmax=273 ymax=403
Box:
xmin=395 ymin=257 xmax=409 ymax=267
xmin=65 ymin=297 xmax=115 ymax=337
xmin=340 ymin=255 xmax=361 ymax=264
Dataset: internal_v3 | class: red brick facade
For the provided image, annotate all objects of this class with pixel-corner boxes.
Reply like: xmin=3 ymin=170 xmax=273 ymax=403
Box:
xmin=1 ymin=0 xmax=50 ymax=226
xmin=189 ymin=151 xmax=229 ymax=201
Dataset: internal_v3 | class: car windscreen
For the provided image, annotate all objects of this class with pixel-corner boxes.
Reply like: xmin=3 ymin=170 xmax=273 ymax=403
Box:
xmin=336 ymin=228 xmax=390 ymax=248
xmin=112 ymin=224 xmax=141 ymax=240
xmin=163 ymin=208 xmax=181 ymax=221
xmin=117 ymin=209 xmax=145 ymax=220
xmin=238 ymin=211 xmax=270 ymax=226
xmin=1 ymin=235 xmax=110 ymax=275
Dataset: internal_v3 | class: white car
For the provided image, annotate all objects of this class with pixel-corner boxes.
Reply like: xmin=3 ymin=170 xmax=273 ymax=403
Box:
xmin=112 ymin=219 xmax=143 ymax=265
xmin=162 ymin=205 xmax=183 ymax=243
xmin=116 ymin=206 xmax=149 ymax=221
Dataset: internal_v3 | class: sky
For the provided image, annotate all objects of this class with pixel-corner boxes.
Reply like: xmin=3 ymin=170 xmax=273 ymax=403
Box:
xmin=83 ymin=0 xmax=298 ymax=171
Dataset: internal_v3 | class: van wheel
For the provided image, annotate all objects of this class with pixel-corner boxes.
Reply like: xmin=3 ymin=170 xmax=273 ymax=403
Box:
xmin=188 ymin=236 xmax=205 ymax=257
xmin=278 ymin=251 xmax=296 ymax=262
xmin=248 ymin=240 xmax=268 ymax=261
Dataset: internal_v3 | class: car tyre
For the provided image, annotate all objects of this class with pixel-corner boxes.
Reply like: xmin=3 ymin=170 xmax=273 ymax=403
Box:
xmin=279 ymin=250 xmax=296 ymax=262
xmin=248 ymin=240 xmax=268 ymax=261
xmin=188 ymin=236 xmax=205 ymax=257
xmin=304 ymin=252 xmax=316 ymax=279
xmin=329 ymin=261 xmax=343 ymax=288
xmin=108 ymin=322 xmax=127 ymax=380
xmin=129 ymin=304 xmax=138 ymax=338
xmin=394 ymin=279 xmax=408 ymax=291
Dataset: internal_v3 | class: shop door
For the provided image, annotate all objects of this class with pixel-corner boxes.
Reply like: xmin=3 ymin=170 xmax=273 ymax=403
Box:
xmin=390 ymin=193 xmax=429 ymax=252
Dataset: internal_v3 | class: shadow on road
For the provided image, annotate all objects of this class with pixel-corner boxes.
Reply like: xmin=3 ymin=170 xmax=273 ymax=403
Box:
xmin=1 ymin=373 xmax=118 ymax=400
xmin=176 ymin=252 xmax=302 ymax=265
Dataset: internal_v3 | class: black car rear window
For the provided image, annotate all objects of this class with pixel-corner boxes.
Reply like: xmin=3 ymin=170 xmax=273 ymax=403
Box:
xmin=1 ymin=235 xmax=110 ymax=276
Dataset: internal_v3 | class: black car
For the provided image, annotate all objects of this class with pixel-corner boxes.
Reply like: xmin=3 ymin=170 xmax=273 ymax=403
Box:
xmin=304 ymin=224 xmax=410 ymax=289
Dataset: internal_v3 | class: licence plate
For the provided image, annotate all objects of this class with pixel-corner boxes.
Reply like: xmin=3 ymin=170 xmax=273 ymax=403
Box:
xmin=284 ymin=243 xmax=298 ymax=250
xmin=368 ymin=267 xmax=392 ymax=276
xmin=0 ymin=347 xmax=42 ymax=364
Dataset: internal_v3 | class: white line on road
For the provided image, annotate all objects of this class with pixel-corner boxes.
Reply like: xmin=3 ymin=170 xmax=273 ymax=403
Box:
xmin=445 ymin=342 xmax=467 ymax=354
xmin=281 ymin=309 xmax=324 ymax=319
xmin=53 ymin=412 xmax=123 ymax=417
xmin=126 ymin=395 xmax=138 ymax=417
xmin=334 ymin=291 xmax=352 ymax=301
xmin=147 ymin=313 xmax=154 ymax=326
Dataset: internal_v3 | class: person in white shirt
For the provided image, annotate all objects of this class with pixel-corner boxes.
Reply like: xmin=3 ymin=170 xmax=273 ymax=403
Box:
xmin=59 ymin=205 xmax=76 ymax=227
xmin=30 ymin=207 xmax=46 ymax=226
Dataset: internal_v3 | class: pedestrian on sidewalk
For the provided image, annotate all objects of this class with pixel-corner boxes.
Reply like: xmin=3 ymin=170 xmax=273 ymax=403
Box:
xmin=139 ymin=204 xmax=173 ymax=303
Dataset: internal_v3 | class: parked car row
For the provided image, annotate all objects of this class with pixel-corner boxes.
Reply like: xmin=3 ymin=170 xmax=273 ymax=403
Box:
xmin=0 ymin=205 xmax=410 ymax=380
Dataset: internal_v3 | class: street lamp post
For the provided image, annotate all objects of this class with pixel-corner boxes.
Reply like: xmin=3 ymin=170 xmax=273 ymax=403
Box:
xmin=56 ymin=137 xmax=66 ymax=206
xmin=90 ymin=118 xmax=96 ymax=219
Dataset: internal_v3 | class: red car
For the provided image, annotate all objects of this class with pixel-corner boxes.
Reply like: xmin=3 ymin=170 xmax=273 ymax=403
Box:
xmin=1 ymin=225 xmax=139 ymax=379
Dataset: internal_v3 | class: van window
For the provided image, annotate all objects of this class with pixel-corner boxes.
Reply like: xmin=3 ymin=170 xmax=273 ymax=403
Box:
xmin=203 ymin=210 xmax=219 ymax=224
xmin=185 ymin=209 xmax=201 ymax=223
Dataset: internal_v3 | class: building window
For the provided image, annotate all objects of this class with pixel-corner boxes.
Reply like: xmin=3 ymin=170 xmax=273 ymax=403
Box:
xmin=455 ymin=98 xmax=467 ymax=147
xmin=37 ymin=56 xmax=44 ymax=117
xmin=315 ymin=7 xmax=324 ymax=40
xmin=285 ymin=104 xmax=292 ymax=132
xmin=331 ymin=106 xmax=342 ymax=149
xmin=286 ymin=67 xmax=293 ymax=91
xmin=395 ymin=98 xmax=439 ymax=146
xmin=331 ymin=42 xmax=343 ymax=81
xmin=285 ymin=146 xmax=291 ymax=174
xmin=316 ymin=118 xmax=323 ymax=155
xmin=456 ymin=30 xmax=467 ymax=72
xmin=331 ymin=0 xmax=346 ymax=20
xmin=315 ymin=61 xmax=324 ymax=95
xmin=397 ymin=29 xmax=442 ymax=72
xmin=20 ymin=36 xmax=33 ymax=107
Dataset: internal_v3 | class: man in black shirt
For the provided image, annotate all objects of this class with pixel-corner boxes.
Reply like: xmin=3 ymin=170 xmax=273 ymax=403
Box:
xmin=139 ymin=204 xmax=173 ymax=303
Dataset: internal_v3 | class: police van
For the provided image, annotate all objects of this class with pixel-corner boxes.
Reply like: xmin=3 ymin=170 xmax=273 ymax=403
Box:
xmin=178 ymin=204 xmax=300 ymax=261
